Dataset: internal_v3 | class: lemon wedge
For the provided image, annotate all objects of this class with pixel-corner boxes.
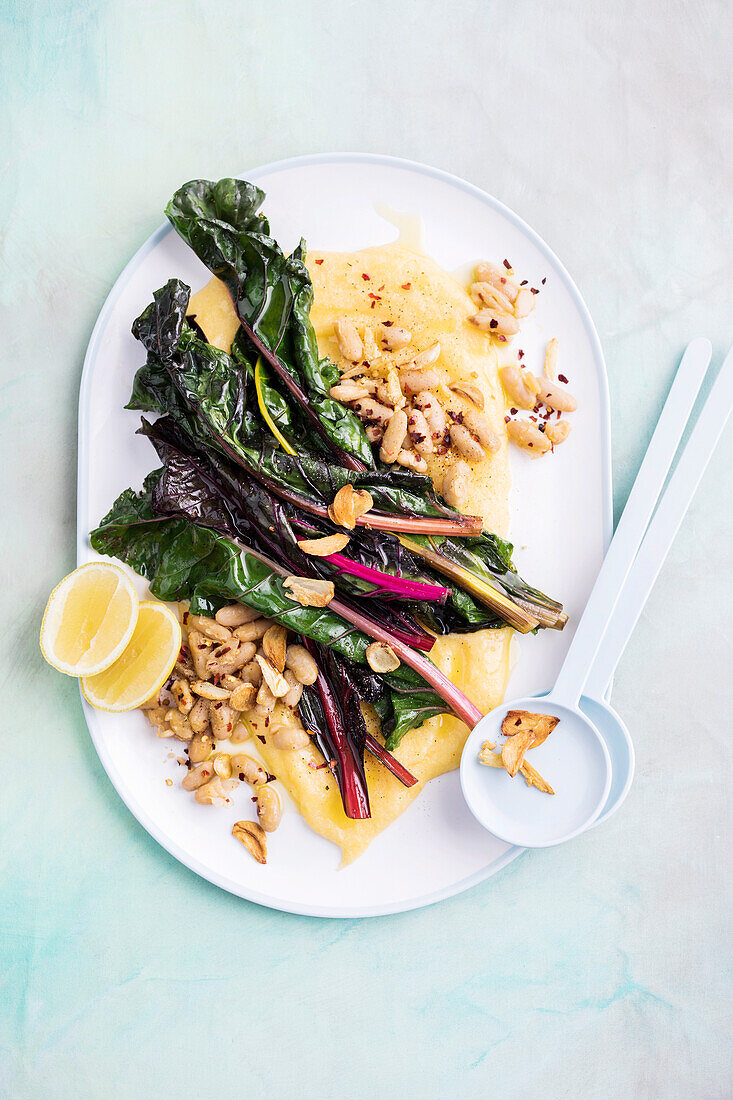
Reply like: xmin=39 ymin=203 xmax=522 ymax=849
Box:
xmin=40 ymin=562 xmax=139 ymax=677
xmin=81 ymin=601 xmax=181 ymax=712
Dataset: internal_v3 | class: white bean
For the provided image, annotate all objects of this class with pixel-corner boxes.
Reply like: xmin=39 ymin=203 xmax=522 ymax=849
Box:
xmin=396 ymin=449 xmax=428 ymax=473
xmin=187 ymin=615 xmax=231 ymax=643
xmin=188 ymin=731 xmax=215 ymax=764
xmin=329 ymin=382 xmax=372 ymax=402
xmin=413 ymin=390 xmax=448 ymax=446
xmin=449 ymin=423 xmax=485 ymax=461
xmin=399 ymin=367 xmax=440 ymax=395
xmin=441 ymin=461 xmax=470 ymax=509
xmin=256 ymin=785 xmax=282 ymax=832
xmin=500 ymin=365 xmax=541 ymax=410
xmin=352 ymin=396 xmax=393 ymax=427
xmin=474 ymin=262 xmax=520 ymax=302
xmin=209 ymin=701 xmax=236 ymax=740
xmin=230 ymin=754 xmax=268 ymax=787
xmin=535 ymin=379 xmax=577 ymax=412
xmin=413 ymin=342 xmax=440 ymax=368
xmin=407 ymin=408 xmax=434 ymax=455
xmin=233 ymin=619 xmax=271 ymax=642
xmin=461 ymin=408 xmax=499 ymax=451
xmin=272 ymin=726 xmax=311 ymax=751
xmin=334 ymin=319 xmax=363 ymax=363
xmin=380 ymin=408 xmax=408 ymax=464
xmin=377 ymin=323 xmax=411 ymax=350
xmin=188 ymin=630 xmax=213 ymax=680
xmin=165 ymin=709 xmax=193 ymax=742
xmin=188 ymin=697 xmax=210 ymax=734
xmin=470 ymin=310 xmax=519 ymax=336
xmin=281 ymin=669 xmax=303 ymax=708
xmin=285 ymin=645 xmax=318 ymax=686
xmin=182 ymin=762 xmax=215 ymax=791
xmin=506 ymin=419 xmax=552 ymax=456
xmin=215 ymin=603 xmax=264 ymax=628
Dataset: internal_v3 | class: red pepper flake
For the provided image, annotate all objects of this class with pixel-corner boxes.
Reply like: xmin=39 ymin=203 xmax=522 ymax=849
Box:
xmin=367 ymin=292 xmax=381 ymax=300
xmin=510 ymin=407 xmax=518 ymax=415
xmin=498 ymin=335 xmax=507 ymax=342
xmin=504 ymin=415 xmax=510 ymax=423
xmin=530 ymin=415 xmax=538 ymax=422
xmin=541 ymin=277 xmax=547 ymax=285
xmin=520 ymin=279 xmax=528 ymax=286
xmin=401 ymin=282 xmax=411 ymax=290
xmin=314 ymin=258 xmax=324 ymax=265
xmin=517 ymin=349 xmax=525 ymax=360
xmin=489 ymin=318 xmax=498 ymax=329
xmin=382 ymin=320 xmax=393 ymax=327
xmin=370 ymin=301 xmax=376 ymax=309
xmin=361 ymin=272 xmax=370 ymax=280
xmin=503 ymin=258 xmax=512 ymax=270
xmin=257 ymin=734 xmax=266 ymax=744
xmin=182 ymin=611 xmax=189 ymax=624
xmin=558 ymin=373 xmax=569 ymax=384
xmin=378 ymin=284 xmax=385 ymax=291
xmin=530 ymin=287 xmax=539 ymax=295
xmin=538 ymin=422 xmax=546 ymax=433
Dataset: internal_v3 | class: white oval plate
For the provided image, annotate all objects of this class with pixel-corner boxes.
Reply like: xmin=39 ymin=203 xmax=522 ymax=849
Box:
xmin=77 ymin=153 xmax=612 ymax=917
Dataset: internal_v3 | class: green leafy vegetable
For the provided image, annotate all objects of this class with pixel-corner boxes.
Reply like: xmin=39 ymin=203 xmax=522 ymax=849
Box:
xmin=165 ymin=179 xmax=374 ymax=470
xmin=89 ymin=476 xmax=455 ymax=745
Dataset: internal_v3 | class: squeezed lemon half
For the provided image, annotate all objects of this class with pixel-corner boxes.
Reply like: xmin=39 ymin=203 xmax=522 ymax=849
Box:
xmin=40 ymin=562 xmax=139 ymax=677
xmin=81 ymin=601 xmax=181 ymax=712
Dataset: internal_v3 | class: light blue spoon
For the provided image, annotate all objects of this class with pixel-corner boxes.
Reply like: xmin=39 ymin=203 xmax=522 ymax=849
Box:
xmin=462 ymin=338 xmax=733 ymax=846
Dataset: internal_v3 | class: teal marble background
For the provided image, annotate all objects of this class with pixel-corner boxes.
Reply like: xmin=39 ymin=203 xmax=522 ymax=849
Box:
xmin=1 ymin=1 xmax=731 ymax=1096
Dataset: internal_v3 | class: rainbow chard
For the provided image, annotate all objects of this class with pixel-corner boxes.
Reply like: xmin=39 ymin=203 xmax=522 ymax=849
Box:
xmin=128 ymin=281 xmax=482 ymax=538
xmin=88 ymin=473 xmax=479 ymax=749
xmin=138 ymin=415 xmax=437 ymax=651
xmin=164 ymin=178 xmax=374 ymax=470
xmin=297 ymin=642 xmax=372 ymax=819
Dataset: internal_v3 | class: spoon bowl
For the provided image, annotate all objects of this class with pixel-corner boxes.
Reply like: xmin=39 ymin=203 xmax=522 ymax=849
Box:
xmin=579 ymin=696 xmax=634 ymax=826
xmin=460 ymin=697 xmax=612 ymax=848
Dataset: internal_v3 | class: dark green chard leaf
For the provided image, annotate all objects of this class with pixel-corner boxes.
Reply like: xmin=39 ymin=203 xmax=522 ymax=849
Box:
xmin=131 ymin=278 xmax=190 ymax=358
xmin=165 ymin=179 xmax=374 ymax=470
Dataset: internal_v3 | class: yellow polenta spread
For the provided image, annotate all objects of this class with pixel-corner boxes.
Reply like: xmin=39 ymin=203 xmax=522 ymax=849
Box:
xmin=187 ymin=243 xmax=513 ymax=864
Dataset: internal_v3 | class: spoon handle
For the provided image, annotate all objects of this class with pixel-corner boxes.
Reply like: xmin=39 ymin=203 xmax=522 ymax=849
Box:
xmin=585 ymin=343 xmax=733 ymax=699
xmin=552 ymin=338 xmax=712 ymax=707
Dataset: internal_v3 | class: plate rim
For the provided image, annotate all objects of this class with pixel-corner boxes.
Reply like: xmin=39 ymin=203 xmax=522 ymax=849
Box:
xmin=76 ymin=151 xmax=613 ymax=918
